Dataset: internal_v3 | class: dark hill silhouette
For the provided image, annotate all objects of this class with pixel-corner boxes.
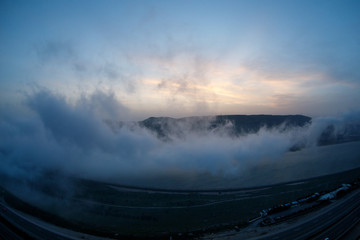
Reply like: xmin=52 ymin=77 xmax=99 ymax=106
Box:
xmin=138 ymin=114 xmax=360 ymax=149
xmin=139 ymin=114 xmax=311 ymax=140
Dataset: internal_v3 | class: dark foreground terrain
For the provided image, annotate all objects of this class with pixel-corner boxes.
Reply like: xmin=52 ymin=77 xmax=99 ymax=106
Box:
xmin=1 ymin=165 xmax=360 ymax=240
xmin=1 ymin=115 xmax=360 ymax=239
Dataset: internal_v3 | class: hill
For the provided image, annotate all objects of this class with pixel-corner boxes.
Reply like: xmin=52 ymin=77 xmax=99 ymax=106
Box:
xmin=139 ymin=114 xmax=311 ymax=140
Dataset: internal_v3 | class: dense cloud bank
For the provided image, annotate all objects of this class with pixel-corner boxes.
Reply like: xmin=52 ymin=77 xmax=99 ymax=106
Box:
xmin=1 ymin=91 xmax=360 ymax=189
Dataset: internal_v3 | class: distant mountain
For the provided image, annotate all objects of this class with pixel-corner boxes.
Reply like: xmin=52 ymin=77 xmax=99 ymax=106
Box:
xmin=138 ymin=114 xmax=360 ymax=149
xmin=139 ymin=115 xmax=311 ymax=140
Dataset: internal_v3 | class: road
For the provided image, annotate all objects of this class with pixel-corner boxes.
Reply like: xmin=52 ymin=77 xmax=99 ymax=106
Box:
xmin=252 ymin=189 xmax=360 ymax=240
xmin=311 ymin=201 xmax=360 ymax=240
xmin=0 ymin=201 xmax=72 ymax=240
xmin=0 ymin=216 xmax=25 ymax=240
xmin=1 ymin=188 xmax=360 ymax=240
xmin=71 ymin=192 xmax=270 ymax=209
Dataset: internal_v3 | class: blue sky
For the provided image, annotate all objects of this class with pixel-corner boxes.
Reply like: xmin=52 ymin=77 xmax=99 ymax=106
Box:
xmin=1 ymin=0 xmax=360 ymax=119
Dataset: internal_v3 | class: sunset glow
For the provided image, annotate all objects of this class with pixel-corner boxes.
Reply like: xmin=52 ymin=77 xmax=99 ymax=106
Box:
xmin=1 ymin=0 xmax=360 ymax=119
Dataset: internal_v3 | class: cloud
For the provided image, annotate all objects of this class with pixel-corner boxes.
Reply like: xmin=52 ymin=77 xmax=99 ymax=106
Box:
xmin=127 ymin=34 xmax=215 ymax=102
xmin=33 ymin=40 xmax=140 ymax=94
xmin=240 ymin=34 xmax=360 ymax=87
xmin=0 ymin=97 xmax=148 ymax=202
xmin=35 ymin=40 xmax=77 ymax=64
xmin=270 ymin=94 xmax=298 ymax=107
xmin=1 ymin=90 xmax=360 ymax=193
xmin=27 ymin=91 xmax=130 ymax=149
xmin=98 ymin=62 xmax=138 ymax=94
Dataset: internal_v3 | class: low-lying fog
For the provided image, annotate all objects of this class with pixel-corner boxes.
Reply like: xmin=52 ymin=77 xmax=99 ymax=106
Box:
xmin=1 ymin=90 xmax=360 ymax=191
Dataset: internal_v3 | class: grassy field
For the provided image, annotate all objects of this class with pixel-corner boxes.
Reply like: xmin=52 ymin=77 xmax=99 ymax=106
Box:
xmin=3 ymin=166 xmax=360 ymax=239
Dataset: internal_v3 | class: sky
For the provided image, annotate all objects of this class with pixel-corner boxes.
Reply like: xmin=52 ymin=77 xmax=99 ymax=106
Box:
xmin=1 ymin=0 xmax=360 ymax=120
xmin=1 ymin=1 xmax=360 ymax=192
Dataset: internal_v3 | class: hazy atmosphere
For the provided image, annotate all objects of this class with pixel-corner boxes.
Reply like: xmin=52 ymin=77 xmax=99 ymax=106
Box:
xmin=1 ymin=89 xmax=360 ymax=189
